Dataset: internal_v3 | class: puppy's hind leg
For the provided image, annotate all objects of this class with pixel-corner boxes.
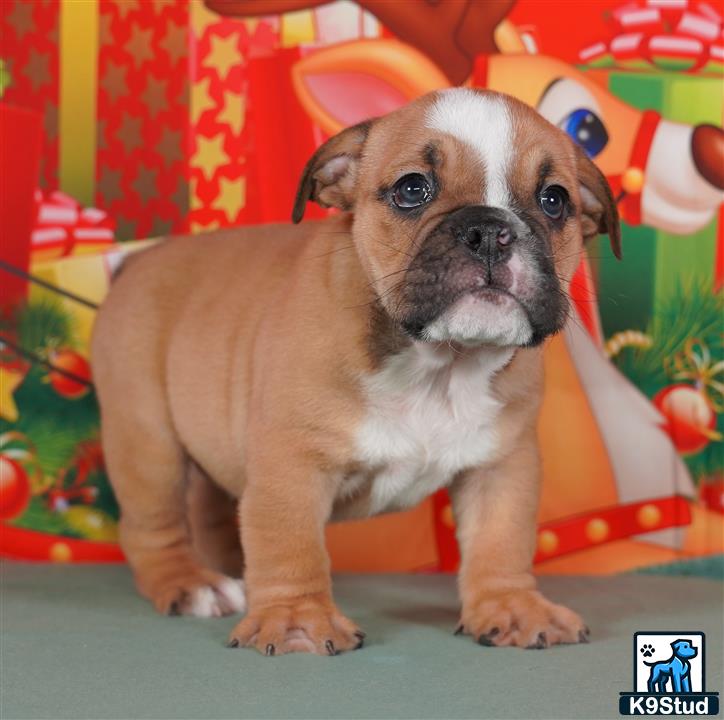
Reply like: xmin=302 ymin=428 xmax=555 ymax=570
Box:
xmin=100 ymin=402 xmax=245 ymax=618
xmin=187 ymin=463 xmax=244 ymax=580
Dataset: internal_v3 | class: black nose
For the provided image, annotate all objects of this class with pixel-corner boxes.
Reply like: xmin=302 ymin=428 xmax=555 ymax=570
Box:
xmin=460 ymin=220 xmax=517 ymax=261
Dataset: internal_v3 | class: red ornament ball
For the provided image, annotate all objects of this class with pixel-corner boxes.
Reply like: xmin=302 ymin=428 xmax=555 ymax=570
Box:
xmin=0 ymin=455 xmax=31 ymax=520
xmin=653 ymin=384 xmax=717 ymax=455
xmin=699 ymin=476 xmax=724 ymax=515
xmin=48 ymin=349 xmax=91 ymax=399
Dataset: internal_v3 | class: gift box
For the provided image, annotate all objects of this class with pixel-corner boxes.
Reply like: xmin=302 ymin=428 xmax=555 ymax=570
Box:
xmin=575 ymin=0 xmax=723 ymax=337
xmin=586 ymin=65 xmax=722 ymax=336
xmin=0 ymin=241 xmax=152 ymax=563
xmin=1 ymin=0 xmax=387 ymax=239
xmin=0 ymin=0 xmax=191 ymax=241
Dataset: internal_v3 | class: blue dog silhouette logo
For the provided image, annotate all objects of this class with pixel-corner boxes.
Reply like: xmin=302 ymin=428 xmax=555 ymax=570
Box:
xmin=620 ymin=632 xmax=719 ymax=715
xmin=644 ymin=639 xmax=697 ymax=693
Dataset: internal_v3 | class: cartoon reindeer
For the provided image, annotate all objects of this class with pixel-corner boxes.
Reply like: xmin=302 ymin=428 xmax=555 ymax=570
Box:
xmin=205 ymin=0 xmax=724 ymax=572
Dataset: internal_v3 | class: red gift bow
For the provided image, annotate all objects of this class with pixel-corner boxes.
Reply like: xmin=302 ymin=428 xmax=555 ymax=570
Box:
xmin=579 ymin=0 xmax=723 ymax=71
xmin=31 ymin=190 xmax=115 ymax=259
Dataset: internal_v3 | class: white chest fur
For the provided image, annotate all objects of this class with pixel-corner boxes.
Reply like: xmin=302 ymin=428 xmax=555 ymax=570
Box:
xmin=354 ymin=343 xmax=513 ymax=514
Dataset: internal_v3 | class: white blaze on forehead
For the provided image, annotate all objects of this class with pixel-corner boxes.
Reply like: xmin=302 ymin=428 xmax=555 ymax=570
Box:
xmin=426 ymin=89 xmax=513 ymax=207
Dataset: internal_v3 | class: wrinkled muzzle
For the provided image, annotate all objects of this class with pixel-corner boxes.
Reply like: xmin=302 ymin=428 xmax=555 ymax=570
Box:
xmin=396 ymin=206 xmax=569 ymax=347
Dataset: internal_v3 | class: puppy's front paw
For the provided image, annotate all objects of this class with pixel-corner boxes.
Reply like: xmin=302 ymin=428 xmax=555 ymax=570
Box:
xmin=227 ymin=594 xmax=365 ymax=656
xmin=457 ymin=589 xmax=588 ymax=649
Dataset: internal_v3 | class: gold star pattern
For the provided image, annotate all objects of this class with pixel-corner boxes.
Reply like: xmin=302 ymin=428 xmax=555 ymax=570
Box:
xmin=157 ymin=127 xmax=184 ymax=165
xmin=99 ymin=10 xmax=114 ymax=43
xmin=192 ymin=134 xmax=229 ymax=181
xmin=97 ymin=118 xmax=108 ymax=153
xmin=125 ymin=26 xmax=154 ymax=68
xmin=141 ymin=74 xmax=168 ymax=118
xmin=151 ymin=0 xmax=175 ymax=13
xmin=131 ymin=164 xmax=158 ymax=203
xmin=212 ymin=176 xmax=246 ymax=220
xmin=7 ymin=1 xmax=34 ymax=41
xmin=151 ymin=215 xmax=172 ymax=236
xmin=115 ymin=114 xmax=142 ymax=150
xmin=99 ymin=167 xmax=123 ymax=205
xmin=191 ymin=0 xmax=223 ymax=38
xmin=191 ymin=75 xmax=216 ymax=126
xmin=43 ymin=103 xmax=58 ymax=143
xmin=103 ymin=62 xmax=128 ymax=104
xmin=115 ymin=0 xmax=139 ymax=20
xmin=190 ymin=176 xmax=203 ymax=212
xmin=217 ymin=91 xmax=245 ymax=136
xmin=115 ymin=216 xmax=137 ymax=241
xmin=159 ymin=20 xmax=186 ymax=67
xmin=169 ymin=174 xmax=188 ymax=215
xmin=204 ymin=33 xmax=241 ymax=81
xmin=0 ymin=365 xmax=25 ymax=422
xmin=25 ymin=48 xmax=51 ymax=92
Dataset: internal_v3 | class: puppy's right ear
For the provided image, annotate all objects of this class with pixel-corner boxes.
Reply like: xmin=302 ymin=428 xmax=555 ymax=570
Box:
xmin=292 ymin=120 xmax=373 ymax=223
xmin=575 ymin=145 xmax=622 ymax=260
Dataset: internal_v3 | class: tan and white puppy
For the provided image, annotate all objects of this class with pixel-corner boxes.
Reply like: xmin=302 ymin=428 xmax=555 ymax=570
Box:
xmin=92 ymin=88 xmax=620 ymax=655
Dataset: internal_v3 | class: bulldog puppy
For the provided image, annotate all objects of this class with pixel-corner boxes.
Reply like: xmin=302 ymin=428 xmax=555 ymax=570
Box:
xmin=92 ymin=88 xmax=620 ymax=655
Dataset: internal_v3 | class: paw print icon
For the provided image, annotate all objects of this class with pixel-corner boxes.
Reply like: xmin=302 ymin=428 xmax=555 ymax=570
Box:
xmin=640 ymin=643 xmax=655 ymax=658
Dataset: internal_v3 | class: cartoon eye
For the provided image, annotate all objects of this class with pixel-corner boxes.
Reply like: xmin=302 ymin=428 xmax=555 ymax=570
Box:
xmin=536 ymin=78 xmax=609 ymax=158
xmin=392 ymin=173 xmax=434 ymax=209
xmin=561 ymin=109 xmax=609 ymax=158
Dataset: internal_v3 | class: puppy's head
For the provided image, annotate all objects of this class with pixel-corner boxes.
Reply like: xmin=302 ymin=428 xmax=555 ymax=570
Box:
xmin=294 ymin=88 xmax=620 ymax=348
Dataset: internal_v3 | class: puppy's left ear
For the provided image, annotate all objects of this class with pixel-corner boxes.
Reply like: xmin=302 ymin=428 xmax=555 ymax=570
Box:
xmin=292 ymin=120 xmax=373 ymax=223
xmin=575 ymin=146 xmax=622 ymax=259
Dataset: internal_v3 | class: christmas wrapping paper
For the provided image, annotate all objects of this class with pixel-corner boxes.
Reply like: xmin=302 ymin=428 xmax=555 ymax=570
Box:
xmin=587 ymin=68 xmax=722 ymax=338
xmin=1 ymin=241 xmax=155 ymax=562
xmin=0 ymin=0 xmax=59 ymax=191
xmin=1 ymin=0 xmax=379 ymax=242
xmin=571 ymin=2 xmax=724 ymax=515
xmin=0 ymin=0 xmax=191 ymax=242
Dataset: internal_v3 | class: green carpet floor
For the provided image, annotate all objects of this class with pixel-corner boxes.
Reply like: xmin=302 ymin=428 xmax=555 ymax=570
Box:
xmin=1 ymin=564 xmax=722 ymax=720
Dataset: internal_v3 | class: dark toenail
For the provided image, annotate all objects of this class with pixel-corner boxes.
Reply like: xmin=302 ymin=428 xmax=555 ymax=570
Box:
xmin=583 ymin=625 xmax=591 ymax=637
xmin=265 ymin=644 xmax=275 ymax=656
xmin=226 ymin=638 xmax=239 ymax=648
xmin=168 ymin=601 xmax=180 ymax=616
xmin=578 ymin=630 xmax=590 ymax=644
xmin=355 ymin=638 xmax=364 ymax=650
xmin=527 ymin=632 xmax=547 ymax=650
xmin=325 ymin=640 xmax=337 ymax=656
xmin=478 ymin=628 xmax=500 ymax=647
xmin=454 ymin=624 xmax=464 ymax=636
xmin=354 ymin=630 xmax=366 ymax=640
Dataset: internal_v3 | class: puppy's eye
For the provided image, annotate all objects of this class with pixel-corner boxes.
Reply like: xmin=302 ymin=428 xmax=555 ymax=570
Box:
xmin=392 ymin=173 xmax=433 ymax=209
xmin=539 ymin=185 xmax=568 ymax=220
